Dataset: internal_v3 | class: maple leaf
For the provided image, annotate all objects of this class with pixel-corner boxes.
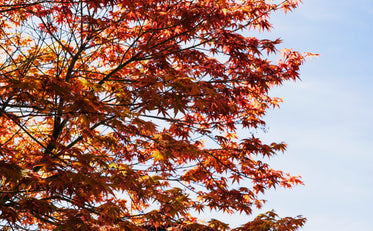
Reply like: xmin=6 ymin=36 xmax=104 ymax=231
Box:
xmin=0 ymin=0 xmax=311 ymax=230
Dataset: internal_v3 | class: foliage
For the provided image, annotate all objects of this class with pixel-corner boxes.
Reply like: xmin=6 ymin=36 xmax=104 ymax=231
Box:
xmin=0 ymin=0 xmax=314 ymax=230
xmin=232 ymin=211 xmax=307 ymax=231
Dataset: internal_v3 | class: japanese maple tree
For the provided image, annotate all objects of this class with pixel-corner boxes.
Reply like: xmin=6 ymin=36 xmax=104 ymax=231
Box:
xmin=0 ymin=0 xmax=314 ymax=230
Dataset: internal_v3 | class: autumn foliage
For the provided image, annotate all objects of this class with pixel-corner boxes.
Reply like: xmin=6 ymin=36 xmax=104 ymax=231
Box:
xmin=0 ymin=0 xmax=313 ymax=230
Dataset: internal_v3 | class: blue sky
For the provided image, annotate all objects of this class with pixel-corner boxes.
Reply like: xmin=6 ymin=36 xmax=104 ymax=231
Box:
xmin=202 ymin=0 xmax=373 ymax=230
xmin=262 ymin=1 xmax=372 ymax=230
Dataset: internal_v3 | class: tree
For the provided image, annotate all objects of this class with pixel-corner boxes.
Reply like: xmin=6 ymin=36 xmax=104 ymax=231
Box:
xmin=0 ymin=0 xmax=315 ymax=230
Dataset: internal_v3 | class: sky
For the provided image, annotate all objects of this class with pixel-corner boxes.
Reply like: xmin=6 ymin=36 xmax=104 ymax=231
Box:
xmin=201 ymin=0 xmax=373 ymax=230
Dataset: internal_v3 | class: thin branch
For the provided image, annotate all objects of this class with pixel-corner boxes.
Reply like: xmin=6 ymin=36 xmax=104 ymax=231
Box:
xmin=2 ymin=111 xmax=47 ymax=150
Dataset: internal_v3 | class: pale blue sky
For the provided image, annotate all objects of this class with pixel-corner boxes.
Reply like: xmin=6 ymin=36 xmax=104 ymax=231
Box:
xmin=204 ymin=0 xmax=373 ymax=230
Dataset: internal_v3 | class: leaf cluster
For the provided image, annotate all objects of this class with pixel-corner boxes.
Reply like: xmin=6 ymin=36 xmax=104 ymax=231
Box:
xmin=0 ymin=0 xmax=313 ymax=230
